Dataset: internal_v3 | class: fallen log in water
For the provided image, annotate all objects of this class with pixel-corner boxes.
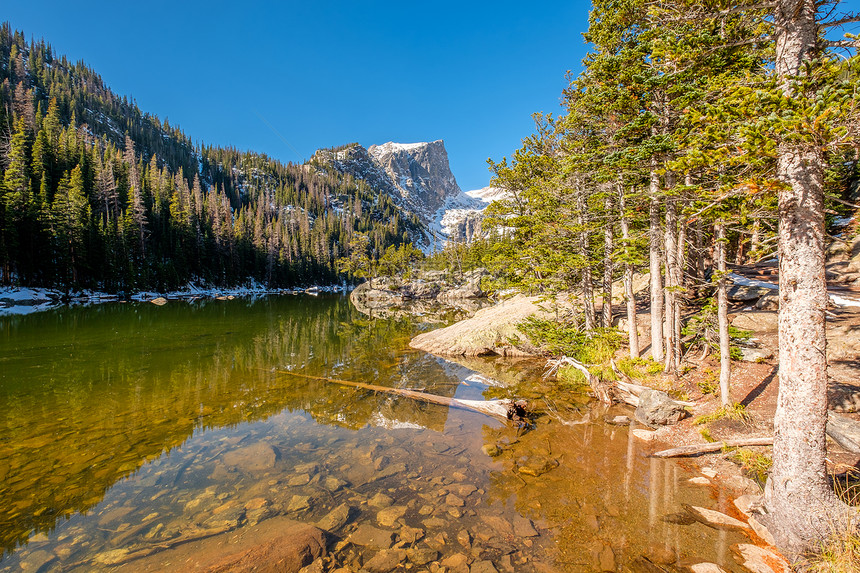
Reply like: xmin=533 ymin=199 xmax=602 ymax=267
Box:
xmin=651 ymin=437 xmax=773 ymax=458
xmin=277 ymin=371 xmax=511 ymax=422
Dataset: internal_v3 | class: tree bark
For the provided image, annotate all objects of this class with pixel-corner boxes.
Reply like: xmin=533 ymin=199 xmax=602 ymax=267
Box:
xmin=649 ymin=167 xmax=664 ymax=362
xmin=715 ymin=220 xmax=731 ymax=407
xmin=602 ymin=191 xmax=614 ymax=328
xmin=664 ymin=187 xmax=680 ymax=373
xmin=619 ymin=186 xmax=639 ymax=358
xmin=763 ymin=0 xmax=853 ymax=557
xmin=675 ymin=219 xmax=686 ymax=369
xmin=578 ymin=188 xmax=596 ymax=330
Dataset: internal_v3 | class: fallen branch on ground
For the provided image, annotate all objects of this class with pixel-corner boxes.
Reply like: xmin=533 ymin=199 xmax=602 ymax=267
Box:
xmin=651 ymin=437 xmax=774 ymax=458
xmin=277 ymin=370 xmax=511 ymax=421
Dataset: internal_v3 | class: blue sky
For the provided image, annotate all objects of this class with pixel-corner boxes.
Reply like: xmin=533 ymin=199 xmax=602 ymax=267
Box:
xmin=5 ymin=1 xmax=593 ymax=191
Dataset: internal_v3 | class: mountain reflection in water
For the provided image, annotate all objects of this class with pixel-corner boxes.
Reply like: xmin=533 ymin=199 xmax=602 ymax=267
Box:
xmin=0 ymin=296 xmax=751 ymax=572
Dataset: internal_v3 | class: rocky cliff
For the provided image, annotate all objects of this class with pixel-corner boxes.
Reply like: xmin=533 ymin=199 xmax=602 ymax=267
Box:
xmin=311 ymin=141 xmax=503 ymax=248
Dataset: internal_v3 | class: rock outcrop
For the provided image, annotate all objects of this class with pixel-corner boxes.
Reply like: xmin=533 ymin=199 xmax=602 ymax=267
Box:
xmin=409 ymin=294 xmax=558 ymax=357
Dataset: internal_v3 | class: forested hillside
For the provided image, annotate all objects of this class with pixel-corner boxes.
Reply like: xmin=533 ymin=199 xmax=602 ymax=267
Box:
xmin=0 ymin=24 xmax=421 ymax=292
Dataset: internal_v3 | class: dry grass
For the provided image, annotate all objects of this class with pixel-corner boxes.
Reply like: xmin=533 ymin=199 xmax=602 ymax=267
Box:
xmin=800 ymin=477 xmax=860 ymax=572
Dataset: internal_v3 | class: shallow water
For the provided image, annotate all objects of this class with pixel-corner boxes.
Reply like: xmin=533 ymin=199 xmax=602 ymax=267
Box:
xmin=0 ymin=295 xmax=753 ymax=572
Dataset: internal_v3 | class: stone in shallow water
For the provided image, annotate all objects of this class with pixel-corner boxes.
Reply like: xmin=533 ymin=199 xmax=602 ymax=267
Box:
xmin=422 ymin=517 xmax=448 ymax=529
xmin=471 ymin=560 xmax=500 ymax=573
xmin=363 ymin=548 xmax=407 ymax=573
xmin=449 ymin=483 xmax=478 ymax=497
xmin=398 ymin=525 xmax=424 ymax=544
xmin=347 ymin=524 xmax=394 ymax=550
xmin=287 ymin=495 xmax=311 ymax=513
xmin=516 ymin=457 xmax=558 ymax=477
xmin=446 ymin=493 xmax=465 ymax=507
xmin=128 ymin=516 xmax=325 ymax=573
xmin=480 ymin=515 xmax=513 ymax=537
xmin=222 ymin=442 xmax=278 ymax=472
xmin=407 ymin=547 xmax=438 ymax=565
xmin=316 ymin=503 xmax=352 ymax=532
xmin=288 ymin=473 xmax=311 ymax=486
xmin=732 ymin=544 xmax=790 ymax=573
xmin=368 ymin=492 xmax=394 ymax=509
xmin=481 ymin=444 xmax=501 ymax=457
xmin=440 ymin=552 xmax=470 ymax=572
xmin=683 ymin=504 xmax=750 ymax=532
xmin=689 ymin=563 xmax=729 ymax=573
xmin=376 ymin=505 xmax=407 ymax=527
xmin=512 ymin=515 xmax=538 ymax=537
xmin=324 ymin=477 xmax=347 ymax=492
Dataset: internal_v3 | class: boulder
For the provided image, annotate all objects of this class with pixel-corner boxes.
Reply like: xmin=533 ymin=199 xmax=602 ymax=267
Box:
xmin=682 ymin=504 xmax=751 ymax=532
xmin=222 ymin=443 xmax=278 ymax=472
xmin=727 ymin=285 xmax=773 ymax=302
xmin=400 ymin=281 xmax=441 ymax=300
xmin=826 ymin=411 xmax=860 ymax=453
xmin=347 ymin=524 xmax=394 ymax=550
xmin=438 ymin=276 xmax=483 ymax=300
xmin=828 ymin=383 xmax=860 ymax=413
xmin=126 ymin=517 xmax=325 ymax=573
xmin=634 ymin=388 xmax=689 ymax=428
xmin=409 ymin=294 xmax=558 ymax=357
xmin=731 ymin=311 xmax=778 ymax=333
xmin=754 ymin=293 xmax=779 ymax=310
xmin=738 ymin=347 xmax=774 ymax=362
xmin=731 ymin=544 xmax=790 ymax=573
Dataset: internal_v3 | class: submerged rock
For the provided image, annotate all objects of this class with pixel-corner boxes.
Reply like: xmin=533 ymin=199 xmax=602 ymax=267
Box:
xmin=347 ymin=524 xmax=394 ymax=550
xmin=222 ymin=442 xmax=278 ymax=472
xmin=682 ymin=504 xmax=750 ymax=532
xmin=126 ymin=516 xmax=325 ymax=573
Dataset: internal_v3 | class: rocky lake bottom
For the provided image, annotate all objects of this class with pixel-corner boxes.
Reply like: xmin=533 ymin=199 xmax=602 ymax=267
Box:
xmin=0 ymin=295 xmax=757 ymax=572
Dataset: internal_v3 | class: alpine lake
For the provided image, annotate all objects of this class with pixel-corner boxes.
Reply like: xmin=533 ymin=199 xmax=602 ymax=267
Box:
xmin=0 ymin=294 xmax=755 ymax=572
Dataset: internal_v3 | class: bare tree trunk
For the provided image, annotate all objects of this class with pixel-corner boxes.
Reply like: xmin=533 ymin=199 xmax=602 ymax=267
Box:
xmin=603 ymin=191 xmax=614 ymax=328
xmin=620 ymin=186 xmax=639 ymax=358
xmin=763 ymin=0 xmax=852 ymax=556
xmin=750 ymin=218 xmax=761 ymax=262
xmin=715 ymin=221 xmax=731 ymax=407
xmin=675 ymin=219 xmax=686 ymax=369
xmin=694 ymin=218 xmax=706 ymax=298
xmin=649 ymin=167 xmax=664 ymax=362
xmin=578 ymin=189 xmax=596 ymax=330
xmin=664 ymin=186 xmax=679 ymax=373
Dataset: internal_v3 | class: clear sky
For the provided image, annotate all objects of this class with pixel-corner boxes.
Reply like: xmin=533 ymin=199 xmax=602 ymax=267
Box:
xmin=4 ymin=1 xmax=593 ymax=192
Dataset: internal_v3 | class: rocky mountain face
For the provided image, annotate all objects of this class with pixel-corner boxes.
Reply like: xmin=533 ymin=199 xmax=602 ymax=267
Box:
xmin=312 ymin=141 xmax=502 ymax=248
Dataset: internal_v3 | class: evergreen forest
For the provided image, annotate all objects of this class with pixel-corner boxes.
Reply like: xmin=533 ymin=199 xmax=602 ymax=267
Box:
xmin=0 ymin=23 xmax=421 ymax=292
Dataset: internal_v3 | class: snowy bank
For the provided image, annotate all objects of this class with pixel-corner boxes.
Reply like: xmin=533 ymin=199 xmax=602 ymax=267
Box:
xmin=0 ymin=283 xmax=352 ymax=317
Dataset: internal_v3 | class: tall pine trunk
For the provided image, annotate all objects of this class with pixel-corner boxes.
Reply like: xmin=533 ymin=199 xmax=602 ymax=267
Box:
xmin=619 ymin=185 xmax=639 ymax=358
xmin=602 ymin=191 xmax=613 ymax=328
xmin=663 ymin=189 xmax=680 ymax=373
xmin=715 ymin=221 xmax=731 ymax=407
xmin=763 ymin=0 xmax=852 ymax=556
xmin=577 ymin=189 xmax=596 ymax=330
xmin=649 ymin=167 xmax=664 ymax=361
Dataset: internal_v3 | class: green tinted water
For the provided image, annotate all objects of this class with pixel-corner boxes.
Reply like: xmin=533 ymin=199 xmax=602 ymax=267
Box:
xmin=0 ymin=296 xmax=751 ymax=572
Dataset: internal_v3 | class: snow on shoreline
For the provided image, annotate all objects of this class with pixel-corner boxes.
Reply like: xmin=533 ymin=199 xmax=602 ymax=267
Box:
xmin=0 ymin=283 xmax=352 ymax=317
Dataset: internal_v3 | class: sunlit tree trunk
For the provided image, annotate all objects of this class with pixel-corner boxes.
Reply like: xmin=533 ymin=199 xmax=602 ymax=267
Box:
xmin=619 ymin=185 xmax=639 ymax=358
xmin=763 ymin=0 xmax=853 ymax=556
xmin=602 ymin=191 xmax=613 ymax=328
xmin=577 ymin=188 xmax=595 ymax=330
xmin=664 ymin=185 xmax=679 ymax=373
xmin=649 ymin=167 xmax=664 ymax=361
xmin=715 ymin=220 xmax=731 ymax=407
